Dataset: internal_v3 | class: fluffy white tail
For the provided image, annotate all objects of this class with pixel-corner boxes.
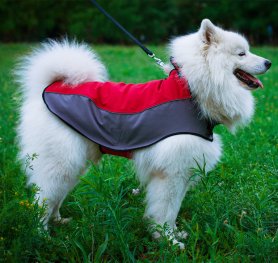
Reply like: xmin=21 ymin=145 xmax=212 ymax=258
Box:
xmin=16 ymin=40 xmax=108 ymax=99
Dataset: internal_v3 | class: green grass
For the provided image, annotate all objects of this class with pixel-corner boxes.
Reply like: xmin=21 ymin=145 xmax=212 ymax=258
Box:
xmin=0 ymin=44 xmax=277 ymax=262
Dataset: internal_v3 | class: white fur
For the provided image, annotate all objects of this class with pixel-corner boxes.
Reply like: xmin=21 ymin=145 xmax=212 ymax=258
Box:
xmin=16 ymin=20 xmax=270 ymax=247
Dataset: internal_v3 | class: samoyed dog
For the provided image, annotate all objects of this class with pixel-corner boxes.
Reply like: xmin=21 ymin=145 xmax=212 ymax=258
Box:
xmin=16 ymin=19 xmax=271 ymax=249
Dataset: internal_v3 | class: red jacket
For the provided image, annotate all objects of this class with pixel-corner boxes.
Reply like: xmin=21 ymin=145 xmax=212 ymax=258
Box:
xmin=43 ymin=70 xmax=216 ymax=158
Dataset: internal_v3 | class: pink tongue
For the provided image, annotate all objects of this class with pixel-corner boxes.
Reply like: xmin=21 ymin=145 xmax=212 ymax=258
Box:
xmin=242 ymin=70 xmax=263 ymax=88
xmin=256 ymin=79 xmax=263 ymax=88
xmin=250 ymin=76 xmax=263 ymax=88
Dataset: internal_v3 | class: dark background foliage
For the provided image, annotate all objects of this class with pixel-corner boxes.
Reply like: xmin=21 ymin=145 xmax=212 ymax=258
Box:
xmin=0 ymin=0 xmax=277 ymax=44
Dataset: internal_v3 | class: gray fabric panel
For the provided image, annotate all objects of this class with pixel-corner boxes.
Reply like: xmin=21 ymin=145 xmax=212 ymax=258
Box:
xmin=43 ymin=93 xmax=213 ymax=151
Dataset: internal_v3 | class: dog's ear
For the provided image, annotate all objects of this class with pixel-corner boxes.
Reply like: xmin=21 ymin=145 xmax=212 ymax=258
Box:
xmin=199 ymin=19 xmax=218 ymax=44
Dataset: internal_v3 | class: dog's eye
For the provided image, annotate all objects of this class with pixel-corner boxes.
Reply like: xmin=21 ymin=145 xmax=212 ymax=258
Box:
xmin=238 ymin=52 xmax=246 ymax=57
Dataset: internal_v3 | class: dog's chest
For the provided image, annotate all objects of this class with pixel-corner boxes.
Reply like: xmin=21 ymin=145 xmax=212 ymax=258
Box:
xmin=43 ymin=70 xmax=214 ymax=158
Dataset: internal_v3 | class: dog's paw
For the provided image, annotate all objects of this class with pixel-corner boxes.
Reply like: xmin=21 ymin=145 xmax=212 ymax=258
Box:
xmin=152 ymin=231 xmax=185 ymax=250
xmin=53 ymin=217 xmax=72 ymax=224
xmin=152 ymin=231 xmax=162 ymax=239
xmin=172 ymin=238 xmax=185 ymax=250
xmin=176 ymin=230 xmax=188 ymax=240
xmin=152 ymin=228 xmax=187 ymax=250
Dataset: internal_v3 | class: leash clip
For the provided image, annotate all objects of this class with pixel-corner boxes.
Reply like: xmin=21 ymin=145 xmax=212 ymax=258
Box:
xmin=148 ymin=53 xmax=165 ymax=68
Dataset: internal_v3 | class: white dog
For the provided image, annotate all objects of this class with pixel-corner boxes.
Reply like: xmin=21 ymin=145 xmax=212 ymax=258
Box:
xmin=16 ymin=19 xmax=271 ymax=249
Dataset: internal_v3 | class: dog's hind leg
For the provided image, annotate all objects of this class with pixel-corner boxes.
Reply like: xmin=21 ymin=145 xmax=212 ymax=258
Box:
xmin=33 ymin=160 xmax=83 ymax=228
xmin=144 ymin=171 xmax=189 ymax=249
xmin=25 ymin=134 xmax=98 ymax=228
xmin=50 ymin=144 xmax=101 ymax=225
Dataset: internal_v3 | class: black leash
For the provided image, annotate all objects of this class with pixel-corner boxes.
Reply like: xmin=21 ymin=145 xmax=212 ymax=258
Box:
xmin=90 ymin=0 xmax=165 ymax=68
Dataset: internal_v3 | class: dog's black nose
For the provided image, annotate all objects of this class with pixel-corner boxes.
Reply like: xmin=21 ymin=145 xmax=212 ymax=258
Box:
xmin=265 ymin=60 xmax=272 ymax=69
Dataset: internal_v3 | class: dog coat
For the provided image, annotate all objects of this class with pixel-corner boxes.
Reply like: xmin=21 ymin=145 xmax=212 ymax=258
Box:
xmin=43 ymin=69 xmax=216 ymax=158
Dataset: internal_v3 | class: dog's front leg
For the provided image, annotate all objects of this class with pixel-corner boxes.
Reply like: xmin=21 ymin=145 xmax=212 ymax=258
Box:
xmin=144 ymin=171 xmax=188 ymax=249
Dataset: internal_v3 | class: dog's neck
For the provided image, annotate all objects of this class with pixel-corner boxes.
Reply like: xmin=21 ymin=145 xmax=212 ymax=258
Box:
xmin=170 ymin=57 xmax=220 ymax=131
xmin=170 ymin=57 xmax=254 ymax=131
xmin=188 ymin=74 xmax=254 ymax=131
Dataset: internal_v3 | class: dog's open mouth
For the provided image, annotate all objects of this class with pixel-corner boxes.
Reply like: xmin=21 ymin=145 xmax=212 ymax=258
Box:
xmin=234 ymin=69 xmax=263 ymax=89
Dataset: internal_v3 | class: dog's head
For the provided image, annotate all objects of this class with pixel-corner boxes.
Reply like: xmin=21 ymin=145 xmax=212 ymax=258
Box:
xmin=199 ymin=19 xmax=271 ymax=90
xmin=170 ymin=19 xmax=271 ymax=91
